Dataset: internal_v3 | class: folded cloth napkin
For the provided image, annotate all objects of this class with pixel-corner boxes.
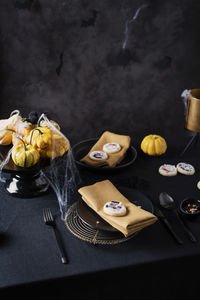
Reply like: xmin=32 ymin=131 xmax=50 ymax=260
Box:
xmin=78 ymin=180 xmax=157 ymax=237
xmin=80 ymin=131 xmax=131 ymax=167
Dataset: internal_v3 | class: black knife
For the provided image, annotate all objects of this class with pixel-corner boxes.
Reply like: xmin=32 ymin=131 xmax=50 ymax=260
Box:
xmin=156 ymin=209 xmax=183 ymax=245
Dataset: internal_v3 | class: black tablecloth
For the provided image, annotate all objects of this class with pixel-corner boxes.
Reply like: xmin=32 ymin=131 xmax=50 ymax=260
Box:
xmin=1 ymin=138 xmax=200 ymax=299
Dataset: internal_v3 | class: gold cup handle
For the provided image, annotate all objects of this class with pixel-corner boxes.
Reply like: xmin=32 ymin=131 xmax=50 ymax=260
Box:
xmin=186 ymin=96 xmax=191 ymax=124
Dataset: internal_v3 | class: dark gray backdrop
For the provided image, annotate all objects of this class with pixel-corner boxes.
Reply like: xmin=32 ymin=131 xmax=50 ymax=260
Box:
xmin=0 ymin=0 xmax=199 ymax=145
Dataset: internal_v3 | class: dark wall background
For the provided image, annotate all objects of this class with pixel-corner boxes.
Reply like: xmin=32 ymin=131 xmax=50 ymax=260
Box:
xmin=0 ymin=0 xmax=200 ymax=145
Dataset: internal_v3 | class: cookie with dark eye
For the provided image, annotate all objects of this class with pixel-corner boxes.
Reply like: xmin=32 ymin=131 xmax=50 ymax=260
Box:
xmin=89 ymin=151 xmax=108 ymax=161
xmin=176 ymin=162 xmax=195 ymax=175
xmin=103 ymin=201 xmax=127 ymax=216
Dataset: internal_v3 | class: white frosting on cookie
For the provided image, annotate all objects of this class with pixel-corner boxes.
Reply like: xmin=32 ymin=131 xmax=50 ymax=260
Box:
xmin=103 ymin=201 xmax=126 ymax=216
xmin=197 ymin=181 xmax=200 ymax=190
xmin=177 ymin=162 xmax=195 ymax=175
xmin=159 ymin=164 xmax=177 ymax=176
xmin=103 ymin=142 xmax=121 ymax=153
xmin=89 ymin=150 xmax=108 ymax=161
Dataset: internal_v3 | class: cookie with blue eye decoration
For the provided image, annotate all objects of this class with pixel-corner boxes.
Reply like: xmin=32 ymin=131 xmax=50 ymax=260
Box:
xmin=89 ymin=151 xmax=108 ymax=161
xmin=176 ymin=162 xmax=195 ymax=175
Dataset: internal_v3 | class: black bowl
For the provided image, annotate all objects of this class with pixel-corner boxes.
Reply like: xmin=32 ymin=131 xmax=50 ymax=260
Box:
xmin=72 ymin=138 xmax=137 ymax=172
xmin=180 ymin=198 xmax=200 ymax=217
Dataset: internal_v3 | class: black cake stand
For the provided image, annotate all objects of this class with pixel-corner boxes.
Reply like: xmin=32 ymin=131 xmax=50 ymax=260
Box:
xmin=0 ymin=145 xmax=50 ymax=198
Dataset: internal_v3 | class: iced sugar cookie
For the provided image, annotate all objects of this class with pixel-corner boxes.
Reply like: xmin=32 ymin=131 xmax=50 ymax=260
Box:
xmin=103 ymin=201 xmax=127 ymax=216
xmin=103 ymin=142 xmax=121 ymax=154
xmin=159 ymin=164 xmax=177 ymax=176
xmin=176 ymin=162 xmax=195 ymax=175
xmin=89 ymin=151 xmax=108 ymax=161
xmin=197 ymin=181 xmax=200 ymax=190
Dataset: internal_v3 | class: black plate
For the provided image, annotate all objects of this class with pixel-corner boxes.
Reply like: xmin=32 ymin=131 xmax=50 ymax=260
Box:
xmin=72 ymin=138 xmax=137 ymax=171
xmin=77 ymin=186 xmax=154 ymax=232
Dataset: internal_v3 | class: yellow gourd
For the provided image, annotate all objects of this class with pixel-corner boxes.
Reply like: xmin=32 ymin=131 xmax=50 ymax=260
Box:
xmin=39 ymin=120 xmax=60 ymax=131
xmin=0 ymin=125 xmax=13 ymax=145
xmin=26 ymin=126 xmax=69 ymax=159
xmin=40 ymin=133 xmax=69 ymax=158
xmin=141 ymin=134 xmax=167 ymax=156
xmin=11 ymin=122 xmax=36 ymax=146
xmin=11 ymin=137 xmax=40 ymax=168
xmin=0 ymin=112 xmax=22 ymax=145
xmin=26 ymin=127 xmax=52 ymax=149
xmin=13 ymin=120 xmax=36 ymax=139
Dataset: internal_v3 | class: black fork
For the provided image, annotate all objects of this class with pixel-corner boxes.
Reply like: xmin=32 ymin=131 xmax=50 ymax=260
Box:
xmin=43 ymin=208 xmax=68 ymax=264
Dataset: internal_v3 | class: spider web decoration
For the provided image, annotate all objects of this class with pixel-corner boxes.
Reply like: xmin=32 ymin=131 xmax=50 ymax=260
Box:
xmin=39 ymin=114 xmax=81 ymax=220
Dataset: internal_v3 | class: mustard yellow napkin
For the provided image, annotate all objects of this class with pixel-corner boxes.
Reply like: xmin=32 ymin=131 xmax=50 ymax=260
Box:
xmin=78 ymin=180 xmax=157 ymax=237
xmin=80 ymin=131 xmax=131 ymax=167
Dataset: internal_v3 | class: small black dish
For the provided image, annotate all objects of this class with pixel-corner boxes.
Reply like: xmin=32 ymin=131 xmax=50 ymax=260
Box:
xmin=180 ymin=198 xmax=200 ymax=217
xmin=72 ymin=138 xmax=137 ymax=172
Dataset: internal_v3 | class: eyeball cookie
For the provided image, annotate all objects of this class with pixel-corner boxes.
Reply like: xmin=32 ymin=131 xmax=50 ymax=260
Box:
xmin=89 ymin=151 xmax=108 ymax=161
xmin=176 ymin=162 xmax=195 ymax=175
xmin=103 ymin=201 xmax=127 ymax=217
xmin=159 ymin=164 xmax=177 ymax=176
xmin=197 ymin=181 xmax=200 ymax=190
xmin=103 ymin=142 xmax=121 ymax=154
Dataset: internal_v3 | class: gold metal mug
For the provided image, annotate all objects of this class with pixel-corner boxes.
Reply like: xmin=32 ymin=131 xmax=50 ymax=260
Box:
xmin=186 ymin=89 xmax=200 ymax=132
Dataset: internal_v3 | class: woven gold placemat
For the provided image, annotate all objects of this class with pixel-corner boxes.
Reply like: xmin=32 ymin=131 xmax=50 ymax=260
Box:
xmin=65 ymin=202 xmax=135 ymax=245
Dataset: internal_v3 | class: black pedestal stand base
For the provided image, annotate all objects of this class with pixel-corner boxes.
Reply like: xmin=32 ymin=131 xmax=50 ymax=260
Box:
xmin=5 ymin=170 xmax=49 ymax=198
xmin=180 ymin=132 xmax=200 ymax=157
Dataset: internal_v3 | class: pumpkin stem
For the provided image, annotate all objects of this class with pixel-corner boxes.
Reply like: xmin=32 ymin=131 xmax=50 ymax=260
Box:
xmin=0 ymin=129 xmax=16 ymax=134
xmin=152 ymin=135 xmax=158 ymax=139
xmin=15 ymin=136 xmax=27 ymax=151
xmin=30 ymin=128 xmax=43 ymax=145
xmin=37 ymin=119 xmax=42 ymax=127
